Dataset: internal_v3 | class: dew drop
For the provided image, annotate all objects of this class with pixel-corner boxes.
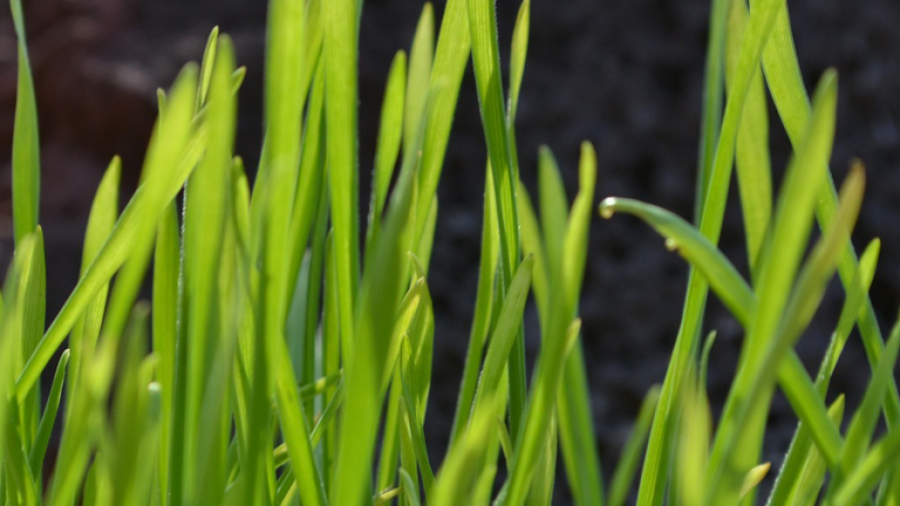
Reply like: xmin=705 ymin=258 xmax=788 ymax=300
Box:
xmin=599 ymin=198 xmax=617 ymax=219
xmin=665 ymin=237 xmax=678 ymax=251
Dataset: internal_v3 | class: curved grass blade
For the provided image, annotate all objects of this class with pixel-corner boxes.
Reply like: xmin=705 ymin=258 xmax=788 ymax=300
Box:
xmin=9 ymin=0 xmax=41 ymax=246
xmin=637 ymin=0 xmax=789 ymax=500
xmin=599 ymin=198 xmax=754 ymax=325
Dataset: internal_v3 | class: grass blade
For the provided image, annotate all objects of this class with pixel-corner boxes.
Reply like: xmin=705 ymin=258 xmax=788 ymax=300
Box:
xmin=609 ymin=386 xmax=661 ymax=506
xmin=9 ymin=0 xmax=41 ymax=246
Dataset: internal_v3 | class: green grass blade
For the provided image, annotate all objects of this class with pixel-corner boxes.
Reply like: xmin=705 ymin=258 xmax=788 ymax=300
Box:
xmin=830 ymin=427 xmax=900 ymax=506
xmin=432 ymin=393 xmax=503 ymax=506
xmin=599 ymin=198 xmax=754 ymax=325
xmin=197 ymin=26 xmax=220 ymax=108
xmin=181 ymin=36 xmax=237 ymax=504
xmin=70 ymin=157 xmax=120 ymax=393
xmin=694 ymin=0 xmax=729 ymax=222
xmin=788 ymin=396 xmax=845 ymax=506
xmin=677 ymin=376 xmax=711 ymax=506
xmin=835 ymin=318 xmax=900 ymax=485
xmin=471 ymin=255 xmax=534 ymax=413
xmin=819 ymin=236 xmax=880 ymax=388
xmin=450 ymin=170 xmax=499 ymax=444
xmin=526 ymin=415 xmax=558 ymax=506
xmin=759 ymin=0 xmax=900 ymax=427
xmin=726 ymin=0 xmax=772 ymax=275
xmin=366 ymin=51 xmax=407 ymax=260
xmin=466 ymin=0 xmax=526 ymax=436
xmin=609 ymin=386 xmax=661 ymax=506
xmin=332 ymin=120 xmax=420 ymax=506
xmin=637 ymin=0 xmax=788 ymax=499
xmin=15 ymin=225 xmax=46 ymax=446
xmin=9 ymin=0 xmax=41 ymax=246
xmin=17 ymin=65 xmax=201 ymax=398
xmin=538 ymin=148 xmax=568 ymax=299
xmin=153 ymin=202 xmax=179 ymax=502
xmin=508 ymin=0 xmax=530 ymax=124
xmin=704 ymin=73 xmax=847 ymax=505
xmin=506 ymin=318 xmax=582 ymax=506
xmin=404 ymin=3 xmax=435 ymax=152
xmin=556 ymin=143 xmax=604 ymax=506
xmin=28 ymin=348 xmax=69 ymax=478
xmin=415 ymin=0 xmax=471 ymax=255
xmin=323 ymin=0 xmax=360 ymax=353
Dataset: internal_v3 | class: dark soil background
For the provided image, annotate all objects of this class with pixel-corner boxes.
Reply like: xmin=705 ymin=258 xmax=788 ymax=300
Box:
xmin=1 ymin=0 xmax=898 ymax=503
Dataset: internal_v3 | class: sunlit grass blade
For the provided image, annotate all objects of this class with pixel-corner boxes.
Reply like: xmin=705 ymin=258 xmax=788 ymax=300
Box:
xmin=830 ymin=427 xmax=900 ymax=506
xmin=153 ymin=202 xmax=179 ymax=502
xmin=323 ymin=0 xmax=360 ymax=352
xmin=432 ymin=393 xmax=503 ymax=506
xmin=609 ymin=386 xmax=660 ymax=506
xmin=704 ymin=72 xmax=848 ymax=505
xmin=508 ymin=0 xmax=530 ymax=125
xmin=197 ymin=26 xmax=220 ymax=107
xmin=15 ymin=226 xmax=46 ymax=446
xmin=467 ymin=0 xmax=526 ymax=437
xmin=366 ymin=51 xmax=406 ymax=259
xmin=9 ymin=0 xmax=40 ymax=246
xmin=47 ymin=320 xmax=119 ymax=506
xmin=832 ymin=318 xmax=900 ymax=492
xmin=404 ymin=3 xmax=434 ymax=152
xmin=726 ymin=0 xmax=772 ymax=275
xmin=694 ymin=0 xmax=728 ymax=221
xmin=506 ymin=318 xmax=582 ymax=505
xmin=70 ymin=157 xmax=120 ymax=393
xmin=783 ymin=396 xmax=845 ymax=506
xmin=181 ymin=35 xmax=237 ymax=504
xmin=677 ymin=375 xmax=710 ymax=506
xmin=332 ymin=121 xmax=420 ymax=506
xmin=415 ymin=0 xmax=471 ymax=253
xmin=28 ymin=348 xmax=69 ymax=479
xmin=450 ymin=170 xmax=499 ymax=444
xmin=817 ymin=236 xmax=880 ymax=390
xmin=471 ymin=255 xmax=534 ymax=413
xmin=759 ymin=0 xmax=900 ymax=426
xmin=599 ymin=198 xmax=754 ymax=325
xmin=526 ymin=415 xmax=558 ymax=506
xmin=17 ymin=65 xmax=201 ymax=398
xmin=638 ymin=0 xmax=788 ymax=500
xmin=556 ymin=143 xmax=604 ymax=506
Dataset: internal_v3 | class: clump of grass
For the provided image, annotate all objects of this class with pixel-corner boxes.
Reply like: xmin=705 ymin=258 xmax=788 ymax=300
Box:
xmin=0 ymin=0 xmax=897 ymax=504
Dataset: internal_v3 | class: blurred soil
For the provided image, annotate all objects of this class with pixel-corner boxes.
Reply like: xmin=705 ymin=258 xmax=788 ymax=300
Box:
xmin=1 ymin=0 xmax=898 ymax=502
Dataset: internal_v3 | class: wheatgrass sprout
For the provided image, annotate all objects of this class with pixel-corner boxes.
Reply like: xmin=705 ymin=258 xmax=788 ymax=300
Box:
xmin=1 ymin=0 xmax=898 ymax=505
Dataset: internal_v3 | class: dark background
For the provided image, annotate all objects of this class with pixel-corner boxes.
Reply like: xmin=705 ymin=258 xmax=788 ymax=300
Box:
xmin=1 ymin=0 xmax=898 ymax=502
